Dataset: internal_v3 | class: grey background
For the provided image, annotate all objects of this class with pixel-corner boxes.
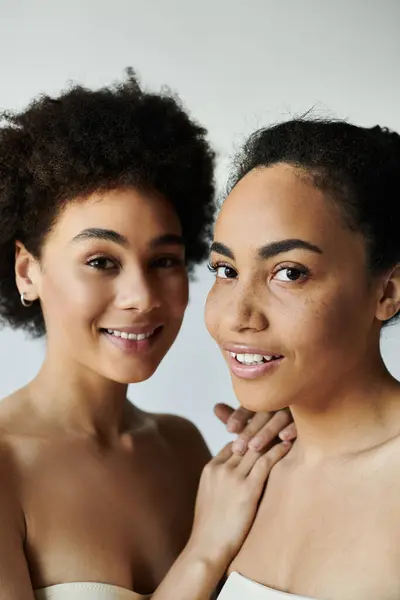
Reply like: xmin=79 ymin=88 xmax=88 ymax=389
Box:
xmin=0 ymin=0 xmax=399 ymax=453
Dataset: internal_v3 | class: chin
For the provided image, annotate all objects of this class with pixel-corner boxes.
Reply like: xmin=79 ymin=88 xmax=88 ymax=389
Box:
xmin=231 ymin=378 xmax=291 ymax=413
xmin=99 ymin=359 xmax=162 ymax=385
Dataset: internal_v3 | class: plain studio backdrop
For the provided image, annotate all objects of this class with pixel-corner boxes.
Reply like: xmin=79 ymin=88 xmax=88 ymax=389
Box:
xmin=0 ymin=0 xmax=399 ymax=453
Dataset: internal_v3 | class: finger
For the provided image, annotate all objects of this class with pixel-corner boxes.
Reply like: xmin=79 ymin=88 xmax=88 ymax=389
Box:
xmin=226 ymin=406 xmax=254 ymax=434
xmin=278 ymin=422 xmax=297 ymax=441
xmin=213 ymin=403 xmax=235 ymax=425
xmin=235 ymin=448 xmax=264 ymax=477
xmin=232 ymin=412 xmax=274 ymax=455
xmin=226 ymin=450 xmax=246 ymax=470
xmin=212 ymin=441 xmax=234 ymax=464
xmin=247 ymin=410 xmax=292 ymax=452
xmin=248 ymin=441 xmax=292 ymax=483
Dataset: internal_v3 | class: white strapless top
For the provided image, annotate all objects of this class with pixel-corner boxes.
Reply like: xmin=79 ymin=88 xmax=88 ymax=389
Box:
xmin=34 ymin=582 xmax=150 ymax=599
xmin=218 ymin=572 xmax=317 ymax=600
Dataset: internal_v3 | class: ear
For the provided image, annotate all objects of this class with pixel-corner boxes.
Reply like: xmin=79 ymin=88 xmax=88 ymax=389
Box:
xmin=15 ymin=241 xmax=41 ymax=302
xmin=375 ymin=265 xmax=400 ymax=322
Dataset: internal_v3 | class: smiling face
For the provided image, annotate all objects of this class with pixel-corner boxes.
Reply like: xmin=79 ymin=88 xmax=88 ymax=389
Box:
xmin=205 ymin=163 xmax=386 ymax=412
xmin=21 ymin=187 xmax=189 ymax=384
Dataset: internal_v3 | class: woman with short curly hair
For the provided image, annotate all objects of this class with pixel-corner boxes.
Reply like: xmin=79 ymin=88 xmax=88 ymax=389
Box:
xmin=0 ymin=72 xmax=292 ymax=600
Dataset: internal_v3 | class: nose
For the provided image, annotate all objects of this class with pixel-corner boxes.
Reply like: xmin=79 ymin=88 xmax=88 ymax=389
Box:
xmin=115 ymin=270 xmax=162 ymax=314
xmin=224 ymin=283 xmax=269 ymax=334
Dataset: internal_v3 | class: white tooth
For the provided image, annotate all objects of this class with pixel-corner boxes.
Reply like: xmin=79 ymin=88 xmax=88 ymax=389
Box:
xmin=263 ymin=355 xmax=273 ymax=361
xmin=113 ymin=330 xmax=122 ymax=337
xmin=137 ymin=333 xmax=146 ymax=341
xmin=234 ymin=352 xmax=267 ymax=365
xmin=127 ymin=333 xmax=137 ymax=340
xmin=121 ymin=332 xmax=129 ymax=339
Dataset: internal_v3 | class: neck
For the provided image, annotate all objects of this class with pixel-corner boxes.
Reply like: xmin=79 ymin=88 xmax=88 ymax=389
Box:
xmin=27 ymin=350 xmax=134 ymax=441
xmin=289 ymin=358 xmax=400 ymax=465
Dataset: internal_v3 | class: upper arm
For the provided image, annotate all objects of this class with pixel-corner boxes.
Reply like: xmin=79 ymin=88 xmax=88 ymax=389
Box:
xmin=0 ymin=454 xmax=35 ymax=599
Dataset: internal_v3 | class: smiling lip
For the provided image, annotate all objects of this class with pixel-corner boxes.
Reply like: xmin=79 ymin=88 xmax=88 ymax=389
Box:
xmin=101 ymin=325 xmax=163 ymax=354
xmin=224 ymin=344 xmax=282 ymax=356
xmin=101 ymin=324 xmax=162 ymax=334
xmin=223 ymin=344 xmax=284 ymax=380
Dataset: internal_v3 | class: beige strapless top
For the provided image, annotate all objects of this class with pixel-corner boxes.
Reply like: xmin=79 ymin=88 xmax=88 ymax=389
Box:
xmin=34 ymin=582 xmax=151 ymax=599
xmin=34 ymin=573 xmax=318 ymax=600
xmin=218 ymin=572 xmax=317 ymax=600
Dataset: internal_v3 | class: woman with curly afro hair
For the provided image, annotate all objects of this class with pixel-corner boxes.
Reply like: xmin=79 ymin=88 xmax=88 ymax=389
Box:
xmin=0 ymin=72 xmax=294 ymax=599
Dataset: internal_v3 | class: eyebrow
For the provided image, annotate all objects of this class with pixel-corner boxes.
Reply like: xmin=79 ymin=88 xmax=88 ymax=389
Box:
xmin=258 ymin=239 xmax=322 ymax=260
xmin=70 ymin=228 xmax=184 ymax=249
xmin=71 ymin=228 xmax=129 ymax=246
xmin=210 ymin=238 xmax=323 ymax=261
xmin=210 ymin=241 xmax=235 ymax=260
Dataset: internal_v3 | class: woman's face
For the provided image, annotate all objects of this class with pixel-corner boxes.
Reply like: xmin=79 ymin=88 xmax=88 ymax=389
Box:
xmin=28 ymin=187 xmax=189 ymax=384
xmin=205 ymin=163 xmax=384 ymax=412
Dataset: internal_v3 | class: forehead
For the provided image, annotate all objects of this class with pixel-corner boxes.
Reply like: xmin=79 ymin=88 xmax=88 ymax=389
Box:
xmin=215 ymin=164 xmax=347 ymax=250
xmin=49 ymin=187 xmax=182 ymax=243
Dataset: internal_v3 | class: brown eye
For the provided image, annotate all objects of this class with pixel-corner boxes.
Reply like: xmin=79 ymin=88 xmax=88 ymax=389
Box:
xmin=219 ymin=266 xmax=237 ymax=279
xmin=86 ymin=257 xmax=117 ymax=270
xmin=274 ymin=267 xmax=308 ymax=282
xmin=208 ymin=265 xmax=237 ymax=279
xmin=151 ymin=256 xmax=183 ymax=269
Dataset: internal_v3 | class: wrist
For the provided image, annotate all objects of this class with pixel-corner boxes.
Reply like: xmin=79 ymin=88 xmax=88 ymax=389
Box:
xmin=184 ymin=537 xmax=230 ymax=577
xmin=151 ymin=543 xmax=226 ymax=600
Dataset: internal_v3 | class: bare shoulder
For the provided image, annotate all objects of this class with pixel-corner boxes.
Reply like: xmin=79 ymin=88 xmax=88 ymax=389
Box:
xmin=0 ymin=387 xmax=33 ymax=435
xmin=0 ymin=389 xmax=41 ymax=496
xmin=155 ymin=413 xmax=212 ymax=473
xmin=0 ymin=425 xmax=26 ymax=540
xmin=0 ymin=392 xmax=26 ymax=490
xmin=0 ymin=401 xmax=35 ymax=598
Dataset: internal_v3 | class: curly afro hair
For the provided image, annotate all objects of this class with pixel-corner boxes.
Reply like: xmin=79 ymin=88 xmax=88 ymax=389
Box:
xmin=228 ymin=118 xmax=400 ymax=325
xmin=0 ymin=69 xmax=215 ymax=337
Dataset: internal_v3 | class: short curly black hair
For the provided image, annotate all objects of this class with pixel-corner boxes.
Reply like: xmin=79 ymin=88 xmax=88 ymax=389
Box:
xmin=229 ymin=118 xmax=400 ymax=325
xmin=0 ymin=69 xmax=215 ymax=336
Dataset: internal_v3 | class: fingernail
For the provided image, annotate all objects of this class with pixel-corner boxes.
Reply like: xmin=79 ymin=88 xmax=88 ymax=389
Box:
xmin=248 ymin=438 xmax=262 ymax=451
xmin=227 ymin=419 xmax=240 ymax=433
xmin=282 ymin=441 xmax=291 ymax=447
xmin=232 ymin=439 xmax=247 ymax=454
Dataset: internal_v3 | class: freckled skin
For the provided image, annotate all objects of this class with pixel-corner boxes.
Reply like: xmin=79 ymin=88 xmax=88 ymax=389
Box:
xmin=205 ymin=164 xmax=400 ymax=599
xmin=206 ymin=164 xmax=381 ymax=414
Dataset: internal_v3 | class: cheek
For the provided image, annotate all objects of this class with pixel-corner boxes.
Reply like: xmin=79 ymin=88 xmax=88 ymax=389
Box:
xmin=204 ymin=286 xmax=219 ymax=339
xmin=40 ymin=267 xmax=112 ymax=326
xmin=163 ymin=272 xmax=189 ymax=320
xmin=289 ymin=286 xmax=370 ymax=357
